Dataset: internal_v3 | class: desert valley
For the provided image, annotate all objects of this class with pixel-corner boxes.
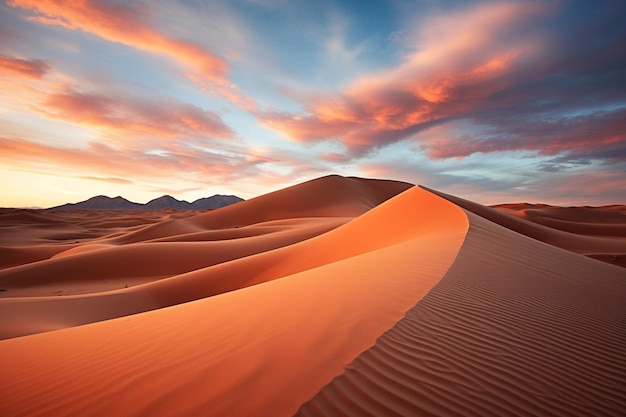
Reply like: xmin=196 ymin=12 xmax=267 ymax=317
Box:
xmin=0 ymin=175 xmax=624 ymax=416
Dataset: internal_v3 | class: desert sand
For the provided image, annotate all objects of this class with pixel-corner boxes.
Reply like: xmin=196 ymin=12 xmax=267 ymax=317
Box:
xmin=0 ymin=175 xmax=624 ymax=416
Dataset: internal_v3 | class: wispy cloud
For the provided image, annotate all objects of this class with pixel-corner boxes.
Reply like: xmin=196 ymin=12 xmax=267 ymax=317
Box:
xmin=0 ymin=55 xmax=50 ymax=79
xmin=8 ymin=0 xmax=227 ymax=81
xmin=6 ymin=0 xmax=257 ymax=109
xmin=36 ymin=87 xmax=234 ymax=144
xmin=358 ymin=156 xmax=626 ymax=207
xmin=420 ymin=107 xmax=626 ymax=162
xmin=0 ymin=136 xmax=273 ymax=188
xmin=78 ymin=176 xmax=134 ymax=185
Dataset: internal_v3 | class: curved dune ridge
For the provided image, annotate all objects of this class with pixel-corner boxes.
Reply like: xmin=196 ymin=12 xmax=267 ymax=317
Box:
xmin=0 ymin=175 xmax=625 ymax=416
xmin=296 ymin=209 xmax=626 ymax=417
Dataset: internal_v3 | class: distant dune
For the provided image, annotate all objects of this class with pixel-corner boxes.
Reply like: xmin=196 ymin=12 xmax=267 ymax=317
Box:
xmin=0 ymin=175 xmax=624 ymax=416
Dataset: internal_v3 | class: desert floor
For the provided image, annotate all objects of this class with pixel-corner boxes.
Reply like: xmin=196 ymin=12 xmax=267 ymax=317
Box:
xmin=1 ymin=175 xmax=625 ymax=416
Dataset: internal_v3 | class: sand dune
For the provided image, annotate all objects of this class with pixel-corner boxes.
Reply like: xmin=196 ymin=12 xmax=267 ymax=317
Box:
xmin=493 ymin=202 xmax=626 ymax=237
xmin=0 ymin=175 xmax=624 ymax=416
xmin=0 ymin=209 xmax=188 ymax=269
xmin=297 ymin=212 xmax=626 ymax=416
xmin=426 ymin=187 xmax=626 ymax=269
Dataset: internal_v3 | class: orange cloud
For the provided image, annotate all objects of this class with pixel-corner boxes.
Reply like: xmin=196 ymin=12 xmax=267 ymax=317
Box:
xmin=0 ymin=55 xmax=50 ymax=79
xmin=8 ymin=0 xmax=228 ymax=84
xmin=78 ymin=176 xmax=134 ymax=185
xmin=320 ymin=152 xmax=349 ymax=163
xmin=35 ymin=88 xmax=234 ymax=143
xmin=0 ymin=136 xmax=272 ymax=188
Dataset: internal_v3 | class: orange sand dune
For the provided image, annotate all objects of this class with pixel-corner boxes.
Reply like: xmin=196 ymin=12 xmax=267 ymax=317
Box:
xmin=0 ymin=175 xmax=625 ymax=417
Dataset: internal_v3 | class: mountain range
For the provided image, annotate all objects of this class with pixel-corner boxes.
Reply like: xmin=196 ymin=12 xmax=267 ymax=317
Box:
xmin=48 ymin=194 xmax=244 ymax=211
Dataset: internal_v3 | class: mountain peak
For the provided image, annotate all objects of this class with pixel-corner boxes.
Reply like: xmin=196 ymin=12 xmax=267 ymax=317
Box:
xmin=48 ymin=194 xmax=243 ymax=211
xmin=145 ymin=195 xmax=188 ymax=210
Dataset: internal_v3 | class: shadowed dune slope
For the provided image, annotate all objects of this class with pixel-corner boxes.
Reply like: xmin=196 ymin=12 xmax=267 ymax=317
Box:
xmin=424 ymin=187 xmax=626 ymax=268
xmin=0 ymin=183 xmax=468 ymax=416
xmin=296 ymin=211 xmax=626 ymax=417
xmin=185 ymin=174 xmax=413 ymax=229
xmin=492 ymin=203 xmax=626 ymax=237
xmin=0 ymin=210 xmax=188 ymax=268
xmin=106 ymin=175 xmax=411 ymax=245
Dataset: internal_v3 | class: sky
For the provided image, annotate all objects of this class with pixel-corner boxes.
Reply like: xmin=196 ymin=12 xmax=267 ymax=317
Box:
xmin=1 ymin=0 xmax=625 ymax=208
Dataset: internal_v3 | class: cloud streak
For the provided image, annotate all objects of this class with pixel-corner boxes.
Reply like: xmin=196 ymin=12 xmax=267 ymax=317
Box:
xmin=0 ymin=55 xmax=50 ymax=79
xmin=420 ymin=107 xmax=626 ymax=162
xmin=6 ymin=0 xmax=258 ymax=109
xmin=78 ymin=176 xmax=134 ymax=185
xmin=8 ymin=0 xmax=227 ymax=81
xmin=36 ymin=88 xmax=234 ymax=144
xmin=0 ymin=136 xmax=272 ymax=189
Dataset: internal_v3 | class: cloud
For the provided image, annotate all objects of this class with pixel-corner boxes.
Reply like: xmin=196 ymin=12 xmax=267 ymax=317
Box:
xmin=78 ymin=176 xmax=133 ymax=185
xmin=538 ymin=170 xmax=626 ymax=205
xmin=35 ymin=87 xmax=234 ymax=144
xmin=148 ymin=186 xmax=203 ymax=195
xmin=420 ymin=107 xmax=626 ymax=161
xmin=257 ymin=1 xmax=625 ymax=167
xmin=258 ymin=2 xmax=550 ymax=153
xmin=8 ymin=0 xmax=226 ymax=81
xmin=320 ymin=152 xmax=350 ymax=163
xmin=0 ymin=136 xmax=273 ymax=188
xmin=0 ymin=55 xmax=50 ymax=79
xmin=6 ymin=0 xmax=257 ymax=108
xmin=358 ymin=156 xmax=626 ymax=207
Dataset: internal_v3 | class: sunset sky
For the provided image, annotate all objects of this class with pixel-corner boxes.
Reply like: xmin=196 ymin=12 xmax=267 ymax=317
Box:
xmin=1 ymin=0 xmax=625 ymax=208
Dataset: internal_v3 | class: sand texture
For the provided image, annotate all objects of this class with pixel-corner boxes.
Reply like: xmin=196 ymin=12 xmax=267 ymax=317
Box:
xmin=0 ymin=175 xmax=624 ymax=416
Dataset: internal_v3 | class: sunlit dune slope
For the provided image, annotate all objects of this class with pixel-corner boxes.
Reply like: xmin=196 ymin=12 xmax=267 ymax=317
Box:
xmin=0 ymin=177 xmax=468 ymax=416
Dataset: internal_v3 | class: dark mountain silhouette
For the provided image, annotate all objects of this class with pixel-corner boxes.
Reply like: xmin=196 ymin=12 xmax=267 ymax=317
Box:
xmin=48 ymin=194 xmax=243 ymax=211
xmin=144 ymin=195 xmax=190 ymax=210
xmin=189 ymin=195 xmax=247 ymax=209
